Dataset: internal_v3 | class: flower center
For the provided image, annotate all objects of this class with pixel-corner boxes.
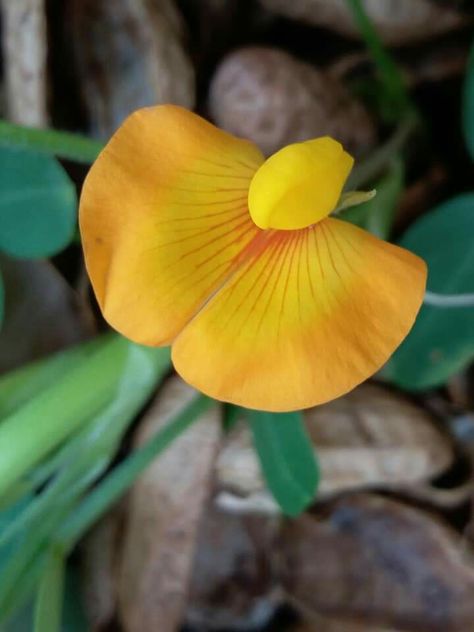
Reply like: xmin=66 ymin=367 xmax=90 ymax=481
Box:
xmin=248 ymin=137 xmax=354 ymax=230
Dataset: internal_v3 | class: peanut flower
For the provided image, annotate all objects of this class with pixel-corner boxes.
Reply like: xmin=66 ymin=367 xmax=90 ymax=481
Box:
xmin=80 ymin=105 xmax=426 ymax=412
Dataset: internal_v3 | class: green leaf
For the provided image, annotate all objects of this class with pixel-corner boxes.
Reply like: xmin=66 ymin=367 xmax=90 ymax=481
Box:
xmin=0 ymin=119 xmax=103 ymax=165
xmin=0 ymin=337 xmax=103 ymax=420
xmin=0 ymin=268 xmax=3 ymax=328
xmin=56 ymin=394 xmax=211 ymax=552
xmin=386 ymin=193 xmax=474 ymax=389
xmin=0 ymin=147 xmax=76 ymax=258
xmin=342 ymin=158 xmax=403 ymax=239
xmin=246 ymin=410 xmax=319 ymax=517
xmin=0 ymin=335 xmax=129 ymax=498
xmin=33 ymin=549 xmax=64 ymax=632
xmin=463 ymin=38 xmax=474 ymax=161
xmin=0 ymin=341 xmax=171 ymax=620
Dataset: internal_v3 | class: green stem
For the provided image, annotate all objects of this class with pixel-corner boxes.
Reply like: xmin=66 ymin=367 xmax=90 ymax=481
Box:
xmin=0 ymin=120 xmax=104 ymax=163
xmin=345 ymin=0 xmax=413 ymax=116
xmin=56 ymin=394 xmax=213 ymax=551
xmin=348 ymin=115 xmax=416 ymax=189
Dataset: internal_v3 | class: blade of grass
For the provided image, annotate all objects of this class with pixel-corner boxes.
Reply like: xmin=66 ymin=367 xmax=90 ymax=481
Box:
xmin=0 ymin=335 xmax=128 ymax=499
xmin=345 ymin=0 xmax=412 ymax=118
xmin=33 ymin=548 xmax=65 ymax=632
xmin=0 ymin=337 xmax=104 ymax=419
xmin=0 ymin=344 xmax=171 ymax=620
xmin=56 ymin=394 xmax=212 ymax=552
xmin=0 ymin=120 xmax=103 ymax=164
xmin=0 ymin=345 xmax=171 ymax=550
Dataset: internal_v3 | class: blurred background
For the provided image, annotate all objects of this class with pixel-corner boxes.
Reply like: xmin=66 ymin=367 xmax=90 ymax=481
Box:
xmin=0 ymin=1 xmax=474 ymax=631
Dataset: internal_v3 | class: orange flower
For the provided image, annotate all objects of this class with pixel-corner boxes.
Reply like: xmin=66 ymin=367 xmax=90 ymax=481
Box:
xmin=80 ymin=105 xmax=426 ymax=412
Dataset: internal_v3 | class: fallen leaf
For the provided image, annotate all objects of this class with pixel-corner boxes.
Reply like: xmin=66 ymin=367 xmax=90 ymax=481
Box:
xmin=117 ymin=376 xmax=221 ymax=632
xmin=306 ymin=383 xmax=454 ymax=497
xmin=216 ymin=384 xmax=454 ymax=511
xmin=280 ymin=494 xmax=474 ymax=631
xmin=294 ymin=616 xmax=406 ymax=632
xmin=186 ymin=502 xmax=281 ymax=631
xmin=81 ymin=506 xmax=124 ymax=631
xmin=0 ymin=255 xmax=93 ymax=374
xmin=71 ymin=0 xmax=195 ymax=138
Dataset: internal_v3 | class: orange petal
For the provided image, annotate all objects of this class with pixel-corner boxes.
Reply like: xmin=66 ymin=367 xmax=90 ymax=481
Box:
xmin=172 ymin=218 xmax=427 ymax=411
xmin=79 ymin=105 xmax=264 ymax=345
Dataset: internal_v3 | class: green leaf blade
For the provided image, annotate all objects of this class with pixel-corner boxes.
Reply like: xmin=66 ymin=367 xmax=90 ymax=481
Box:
xmin=247 ymin=410 xmax=319 ymax=517
xmin=33 ymin=548 xmax=65 ymax=632
xmin=463 ymin=38 xmax=474 ymax=161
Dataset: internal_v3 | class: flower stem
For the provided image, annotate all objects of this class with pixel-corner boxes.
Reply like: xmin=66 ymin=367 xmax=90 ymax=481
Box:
xmin=0 ymin=119 xmax=103 ymax=163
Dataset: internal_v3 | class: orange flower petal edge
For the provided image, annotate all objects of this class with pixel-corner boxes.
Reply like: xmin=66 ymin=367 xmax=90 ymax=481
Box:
xmin=80 ymin=105 xmax=264 ymax=345
xmin=80 ymin=105 xmax=427 ymax=411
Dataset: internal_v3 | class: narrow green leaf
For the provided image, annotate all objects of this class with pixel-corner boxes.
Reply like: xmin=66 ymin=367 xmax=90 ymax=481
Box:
xmin=33 ymin=548 xmax=64 ymax=632
xmin=0 ymin=337 xmax=103 ymax=419
xmin=0 ymin=343 xmax=171 ymax=620
xmin=56 ymin=394 xmax=211 ymax=552
xmin=247 ymin=410 xmax=319 ymax=517
xmin=386 ymin=193 xmax=474 ymax=389
xmin=0 ymin=344 xmax=171 ymax=551
xmin=0 ymin=120 xmax=103 ymax=164
xmin=0 ymin=148 xmax=76 ymax=258
xmin=463 ymin=38 xmax=474 ymax=161
xmin=0 ymin=268 xmax=4 ymax=328
xmin=0 ymin=335 xmax=129 ymax=498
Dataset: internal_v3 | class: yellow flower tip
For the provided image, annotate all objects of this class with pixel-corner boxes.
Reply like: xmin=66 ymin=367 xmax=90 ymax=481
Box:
xmin=248 ymin=136 xmax=354 ymax=230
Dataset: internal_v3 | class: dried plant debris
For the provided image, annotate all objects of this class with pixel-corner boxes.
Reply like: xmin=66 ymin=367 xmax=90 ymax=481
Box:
xmin=71 ymin=0 xmax=195 ymax=138
xmin=216 ymin=383 xmax=454 ymax=512
xmin=281 ymin=494 xmax=474 ymax=631
xmin=305 ymin=383 xmax=454 ymax=496
xmin=259 ymin=0 xmax=466 ymax=46
xmin=117 ymin=377 xmax=221 ymax=632
xmin=0 ymin=0 xmax=48 ymax=126
xmin=294 ymin=616 xmax=406 ymax=632
xmin=209 ymin=47 xmax=376 ymax=158
xmin=81 ymin=507 xmax=124 ymax=631
xmin=0 ymin=256 xmax=93 ymax=374
xmin=186 ymin=503 xmax=281 ymax=631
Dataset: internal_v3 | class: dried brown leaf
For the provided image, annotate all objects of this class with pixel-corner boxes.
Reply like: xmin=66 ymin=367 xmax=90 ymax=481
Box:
xmin=294 ymin=616 xmax=406 ymax=632
xmin=186 ymin=503 xmax=281 ymax=631
xmin=216 ymin=384 xmax=454 ymax=512
xmin=280 ymin=494 xmax=474 ymax=631
xmin=118 ymin=377 xmax=221 ymax=632
xmin=0 ymin=255 xmax=93 ymax=374
xmin=71 ymin=0 xmax=195 ymax=138
xmin=306 ymin=383 xmax=454 ymax=496
xmin=209 ymin=47 xmax=376 ymax=158
xmin=0 ymin=0 xmax=48 ymax=126
xmin=81 ymin=506 xmax=124 ymax=631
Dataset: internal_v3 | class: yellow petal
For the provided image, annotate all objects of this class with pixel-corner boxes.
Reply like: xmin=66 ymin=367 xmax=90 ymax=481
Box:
xmin=172 ymin=219 xmax=427 ymax=411
xmin=79 ymin=105 xmax=264 ymax=345
xmin=248 ymin=137 xmax=354 ymax=230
